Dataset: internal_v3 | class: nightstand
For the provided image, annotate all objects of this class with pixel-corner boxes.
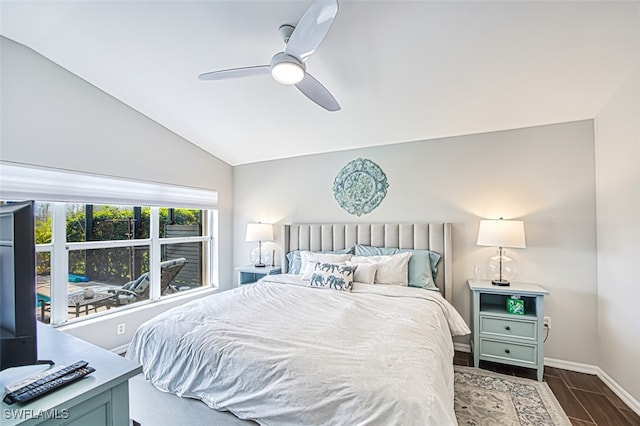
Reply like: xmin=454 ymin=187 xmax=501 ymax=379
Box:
xmin=236 ymin=265 xmax=281 ymax=285
xmin=468 ymin=280 xmax=549 ymax=381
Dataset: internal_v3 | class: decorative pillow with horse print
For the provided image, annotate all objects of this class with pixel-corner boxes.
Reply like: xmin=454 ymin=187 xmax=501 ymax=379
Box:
xmin=308 ymin=262 xmax=356 ymax=292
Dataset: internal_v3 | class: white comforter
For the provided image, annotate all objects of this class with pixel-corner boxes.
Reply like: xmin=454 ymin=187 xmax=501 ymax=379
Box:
xmin=126 ymin=275 xmax=470 ymax=426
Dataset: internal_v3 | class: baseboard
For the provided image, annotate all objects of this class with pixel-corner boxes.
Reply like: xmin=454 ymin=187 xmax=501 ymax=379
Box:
xmin=597 ymin=367 xmax=640 ymax=416
xmin=110 ymin=343 xmax=130 ymax=356
xmin=455 ymin=346 xmax=639 ymax=415
xmin=543 ymin=356 xmax=599 ymax=375
xmin=454 ymin=342 xmax=471 ymax=353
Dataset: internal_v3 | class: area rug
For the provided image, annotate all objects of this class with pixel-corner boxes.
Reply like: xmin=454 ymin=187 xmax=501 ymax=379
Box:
xmin=454 ymin=366 xmax=571 ymax=426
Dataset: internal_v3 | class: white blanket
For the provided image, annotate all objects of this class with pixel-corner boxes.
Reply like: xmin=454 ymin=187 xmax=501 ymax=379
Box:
xmin=126 ymin=275 xmax=470 ymax=425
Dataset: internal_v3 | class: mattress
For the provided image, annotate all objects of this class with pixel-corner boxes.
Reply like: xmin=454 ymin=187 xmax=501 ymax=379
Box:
xmin=126 ymin=275 xmax=470 ymax=425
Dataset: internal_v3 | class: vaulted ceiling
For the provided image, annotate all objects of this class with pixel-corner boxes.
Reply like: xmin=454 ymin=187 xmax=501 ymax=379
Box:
xmin=1 ymin=1 xmax=638 ymax=165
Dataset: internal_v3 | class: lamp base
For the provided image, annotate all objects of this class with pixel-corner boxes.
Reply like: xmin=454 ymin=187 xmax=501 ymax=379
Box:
xmin=491 ymin=279 xmax=511 ymax=286
xmin=250 ymin=247 xmax=270 ymax=268
xmin=254 ymin=263 xmax=266 ymax=268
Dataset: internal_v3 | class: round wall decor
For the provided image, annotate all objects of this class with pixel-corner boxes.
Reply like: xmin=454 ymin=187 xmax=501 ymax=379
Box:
xmin=333 ymin=158 xmax=389 ymax=216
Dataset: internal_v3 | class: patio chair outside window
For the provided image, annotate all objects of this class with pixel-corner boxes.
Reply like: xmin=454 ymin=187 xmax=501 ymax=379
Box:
xmin=108 ymin=257 xmax=187 ymax=306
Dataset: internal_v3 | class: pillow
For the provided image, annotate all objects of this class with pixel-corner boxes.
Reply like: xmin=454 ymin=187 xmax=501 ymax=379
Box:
xmin=354 ymin=244 xmax=441 ymax=289
xmin=405 ymin=250 xmax=440 ymax=290
xmin=300 ymin=251 xmax=353 ymax=279
xmin=286 ymin=247 xmax=353 ymax=275
xmin=286 ymin=251 xmax=301 ymax=274
xmin=350 ymin=252 xmax=412 ymax=286
xmin=346 ymin=261 xmax=377 ymax=284
xmin=308 ymin=262 xmax=356 ymax=291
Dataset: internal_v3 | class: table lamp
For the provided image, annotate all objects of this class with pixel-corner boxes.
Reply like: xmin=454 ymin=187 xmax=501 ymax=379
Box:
xmin=245 ymin=223 xmax=273 ymax=267
xmin=476 ymin=218 xmax=526 ymax=286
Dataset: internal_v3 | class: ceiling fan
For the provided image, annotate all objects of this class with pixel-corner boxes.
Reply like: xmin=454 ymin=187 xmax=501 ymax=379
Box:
xmin=198 ymin=0 xmax=340 ymax=112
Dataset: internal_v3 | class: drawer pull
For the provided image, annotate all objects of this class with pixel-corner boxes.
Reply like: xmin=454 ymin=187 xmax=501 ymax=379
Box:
xmin=505 ymin=326 xmax=511 ymax=331
xmin=504 ymin=349 xmax=511 ymax=354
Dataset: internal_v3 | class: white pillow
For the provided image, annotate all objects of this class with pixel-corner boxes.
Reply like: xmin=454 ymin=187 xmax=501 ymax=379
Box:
xmin=300 ymin=251 xmax=352 ymax=279
xmin=346 ymin=261 xmax=378 ymax=285
xmin=301 ymin=262 xmax=317 ymax=280
xmin=350 ymin=252 xmax=412 ymax=286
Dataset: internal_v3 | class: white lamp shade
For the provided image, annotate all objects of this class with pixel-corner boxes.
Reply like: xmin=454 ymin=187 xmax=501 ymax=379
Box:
xmin=477 ymin=219 xmax=526 ymax=248
xmin=245 ymin=223 xmax=274 ymax=242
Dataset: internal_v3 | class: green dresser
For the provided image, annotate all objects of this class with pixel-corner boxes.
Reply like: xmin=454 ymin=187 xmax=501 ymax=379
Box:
xmin=468 ymin=280 xmax=549 ymax=381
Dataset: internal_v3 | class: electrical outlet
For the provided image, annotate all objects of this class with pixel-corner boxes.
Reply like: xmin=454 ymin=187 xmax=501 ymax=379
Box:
xmin=116 ymin=323 xmax=126 ymax=335
xmin=543 ymin=316 xmax=551 ymax=329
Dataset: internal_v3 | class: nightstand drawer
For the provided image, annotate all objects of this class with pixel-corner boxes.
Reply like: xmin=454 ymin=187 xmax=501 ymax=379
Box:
xmin=479 ymin=338 xmax=537 ymax=365
xmin=480 ymin=316 xmax=536 ymax=340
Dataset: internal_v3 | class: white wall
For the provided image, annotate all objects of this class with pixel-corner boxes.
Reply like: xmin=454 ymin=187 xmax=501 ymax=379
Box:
xmin=0 ymin=36 xmax=234 ymax=349
xmin=233 ymin=120 xmax=599 ymax=365
xmin=594 ymin=67 xmax=640 ymax=403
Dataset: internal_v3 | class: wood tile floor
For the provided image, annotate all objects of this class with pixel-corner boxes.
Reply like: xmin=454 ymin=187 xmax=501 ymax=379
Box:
xmin=454 ymin=351 xmax=640 ymax=426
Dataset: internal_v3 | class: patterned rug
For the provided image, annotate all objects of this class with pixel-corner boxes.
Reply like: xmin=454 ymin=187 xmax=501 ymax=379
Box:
xmin=454 ymin=366 xmax=571 ymax=426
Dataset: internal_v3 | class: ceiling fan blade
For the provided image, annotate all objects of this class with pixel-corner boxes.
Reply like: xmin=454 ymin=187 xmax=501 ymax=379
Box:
xmin=198 ymin=65 xmax=270 ymax=81
xmin=285 ymin=0 xmax=338 ymax=62
xmin=295 ymin=73 xmax=340 ymax=111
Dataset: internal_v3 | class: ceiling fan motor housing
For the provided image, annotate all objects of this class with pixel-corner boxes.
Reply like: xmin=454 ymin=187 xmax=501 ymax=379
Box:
xmin=279 ymin=24 xmax=295 ymax=43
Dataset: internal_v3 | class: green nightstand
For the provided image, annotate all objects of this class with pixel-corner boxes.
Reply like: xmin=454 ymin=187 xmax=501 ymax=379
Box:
xmin=236 ymin=265 xmax=281 ymax=285
xmin=468 ymin=280 xmax=549 ymax=381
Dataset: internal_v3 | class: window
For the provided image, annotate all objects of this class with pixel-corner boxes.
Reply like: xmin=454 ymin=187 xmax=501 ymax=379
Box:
xmin=1 ymin=164 xmax=218 ymax=326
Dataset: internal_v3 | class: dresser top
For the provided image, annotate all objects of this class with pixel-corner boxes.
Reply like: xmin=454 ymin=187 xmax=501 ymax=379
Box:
xmin=236 ymin=265 xmax=281 ymax=274
xmin=0 ymin=323 xmax=141 ymax=425
xmin=468 ymin=279 xmax=549 ymax=295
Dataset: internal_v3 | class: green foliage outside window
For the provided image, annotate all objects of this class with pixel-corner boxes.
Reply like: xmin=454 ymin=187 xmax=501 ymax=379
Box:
xmin=35 ymin=217 xmax=52 ymax=275
xmin=35 ymin=205 xmax=201 ymax=284
xmin=65 ymin=206 xmax=200 ymax=241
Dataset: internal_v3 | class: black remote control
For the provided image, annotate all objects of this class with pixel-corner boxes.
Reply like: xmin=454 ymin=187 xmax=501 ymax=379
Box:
xmin=2 ymin=361 xmax=93 ymax=405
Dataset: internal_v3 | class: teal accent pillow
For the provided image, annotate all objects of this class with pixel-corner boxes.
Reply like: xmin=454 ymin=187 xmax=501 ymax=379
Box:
xmin=354 ymin=244 xmax=441 ymax=289
xmin=286 ymin=246 xmax=354 ymax=274
xmin=286 ymin=251 xmax=302 ymax=274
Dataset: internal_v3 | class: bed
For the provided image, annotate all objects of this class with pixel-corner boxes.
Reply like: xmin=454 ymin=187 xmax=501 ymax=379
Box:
xmin=127 ymin=223 xmax=470 ymax=425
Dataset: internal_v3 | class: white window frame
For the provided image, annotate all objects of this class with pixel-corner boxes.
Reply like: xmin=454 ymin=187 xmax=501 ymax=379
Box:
xmin=39 ymin=203 xmax=216 ymax=326
xmin=1 ymin=162 xmax=219 ymax=326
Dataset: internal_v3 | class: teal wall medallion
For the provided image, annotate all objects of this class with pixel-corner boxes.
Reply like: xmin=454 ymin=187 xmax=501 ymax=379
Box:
xmin=333 ymin=158 xmax=389 ymax=216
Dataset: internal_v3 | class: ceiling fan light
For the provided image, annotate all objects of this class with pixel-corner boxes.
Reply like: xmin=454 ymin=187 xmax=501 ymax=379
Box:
xmin=270 ymin=53 xmax=305 ymax=85
xmin=271 ymin=61 xmax=305 ymax=85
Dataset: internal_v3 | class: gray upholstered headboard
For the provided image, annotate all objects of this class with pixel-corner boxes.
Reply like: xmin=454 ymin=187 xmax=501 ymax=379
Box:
xmin=279 ymin=223 xmax=452 ymax=303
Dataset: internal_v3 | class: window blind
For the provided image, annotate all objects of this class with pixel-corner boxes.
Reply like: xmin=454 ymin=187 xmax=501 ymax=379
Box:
xmin=0 ymin=163 xmax=218 ymax=209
